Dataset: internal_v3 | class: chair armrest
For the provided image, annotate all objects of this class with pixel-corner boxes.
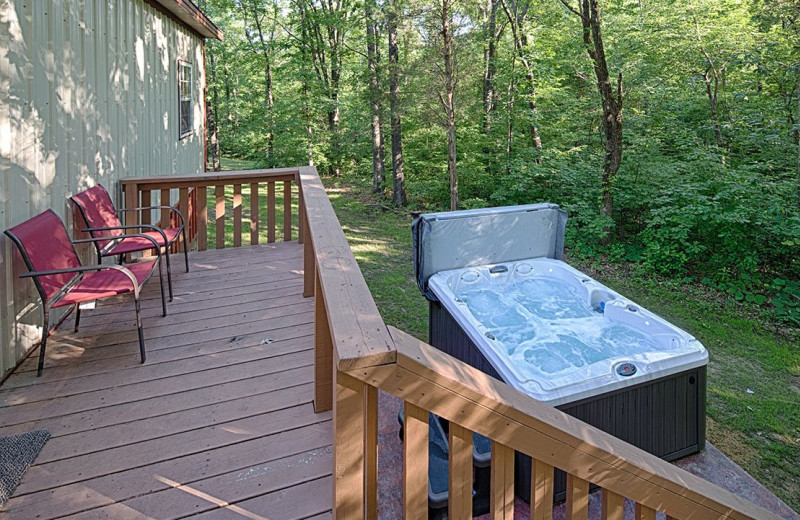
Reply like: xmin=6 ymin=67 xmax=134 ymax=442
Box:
xmin=118 ymin=205 xmax=186 ymax=229
xmin=79 ymin=226 xmax=169 ymax=246
xmin=22 ymin=265 xmax=143 ymax=298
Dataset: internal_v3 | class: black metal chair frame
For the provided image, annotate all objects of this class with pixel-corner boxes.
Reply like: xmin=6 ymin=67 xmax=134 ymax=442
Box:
xmin=4 ymin=216 xmax=167 ymax=376
xmin=71 ymin=191 xmax=189 ymax=301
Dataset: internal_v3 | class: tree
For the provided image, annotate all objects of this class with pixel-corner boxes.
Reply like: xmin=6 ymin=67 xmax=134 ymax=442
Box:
xmin=560 ymin=0 xmax=622 ymax=226
xmin=388 ymin=0 xmax=407 ymax=206
xmin=293 ymin=0 xmax=351 ymax=175
xmin=501 ymin=0 xmax=543 ymax=155
xmin=436 ymin=0 xmax=459 ymax=210
xmin=365 ymin=0 xmax=386 ymax=194
xmin=242 ymin=0 xmax=279 ymax=164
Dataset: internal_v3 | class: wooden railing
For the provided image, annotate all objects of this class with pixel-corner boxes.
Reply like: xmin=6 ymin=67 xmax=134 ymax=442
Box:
xmin=123 ymin=166 xmax=781 ymax=519
xmin=120 ymin=169 xmax=303 ymax=251
xmin=295 ymin=164 xmax=783 ymax=520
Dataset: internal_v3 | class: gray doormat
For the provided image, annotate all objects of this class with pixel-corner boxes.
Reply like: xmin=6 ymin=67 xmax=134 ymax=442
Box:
xmin=0 ymin=429 xmax=50 ymax=505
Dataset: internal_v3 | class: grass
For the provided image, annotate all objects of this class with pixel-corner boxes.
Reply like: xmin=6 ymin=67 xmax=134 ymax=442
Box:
xmin=218 ymin=158 xmax=799 ymax=510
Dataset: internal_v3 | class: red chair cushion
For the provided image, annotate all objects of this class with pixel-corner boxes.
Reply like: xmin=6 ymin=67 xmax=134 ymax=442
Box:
xmin=107 ymin=227 xmax=182 ymax=256
xmin=6 ymin=210 xmax=82 ymax=301
xmin=71 ymin=185 xmax=123 ymax=249
xmin=52 ymin=261 xmax=157 ymax=308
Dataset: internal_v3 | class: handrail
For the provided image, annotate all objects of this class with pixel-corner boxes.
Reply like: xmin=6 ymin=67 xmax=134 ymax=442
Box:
xmin=295 ymin=164 xmax=783 ymax=520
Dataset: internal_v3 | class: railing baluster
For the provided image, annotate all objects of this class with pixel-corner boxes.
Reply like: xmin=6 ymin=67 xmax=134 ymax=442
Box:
xmin=250 ymin=182 xmax=259 ymax=245
xmin=141 ymin=190 xmax=151 ymax=225
xmin=566 ymin=474 xmax=590 ymax=520
xmin=334 ymin=372 xmax=366 ymax=519
xmin=490 ymin=441 xmax=514 ymax=519
xmin=179 ymin=187 xmax=189 ymax=253
xmin=635 ymin=503 xmax=657 ymax=520
xmin=448 ymin=422 xmax=473 ymax=519
xmin=197 ymin=186 xmax=207 ymax=251
xmin=365 ymin=385 xmax=378 ymax=520
xmin=602 ymin=489 xmax=624 ymax=520
xmin=283 ymin=180 xmax=292 ymax=241
xmin=233 ymin=184 xmax=242 ymax=247
xmin=215 ymin=185 xmax=225 ymax=249
xmin=531 ymin=459 xmax=554 ymax=520
xmin=267 ymin=181 xmax=276 ymax=243
xmin=303 ymin=209 xmax=315 ymax=298
xmin=160 ymin=189 xmax=169 ymax=227
xmin=404 ymin=402 xmax=429 ymax=520
xmin=297 ymin=174 xmax=305 ymax=245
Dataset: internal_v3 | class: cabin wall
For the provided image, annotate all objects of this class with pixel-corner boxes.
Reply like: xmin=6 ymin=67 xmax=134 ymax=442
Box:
xmin=0 ymin=0 xmax=207 ymax=374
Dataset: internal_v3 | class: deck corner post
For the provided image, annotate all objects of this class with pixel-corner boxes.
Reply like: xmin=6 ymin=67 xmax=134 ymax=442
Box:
xmin=314 ymin=271 xmax=333 ymax=413
xmin=333 ymin=371 xmax=367 ymax=519
xmin=303 ymin=223 xmax=315 ymax=298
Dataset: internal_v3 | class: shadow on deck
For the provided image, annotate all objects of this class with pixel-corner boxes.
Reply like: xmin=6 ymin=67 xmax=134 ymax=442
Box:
xmin=0 ymin=242 xmax=333 ymax=519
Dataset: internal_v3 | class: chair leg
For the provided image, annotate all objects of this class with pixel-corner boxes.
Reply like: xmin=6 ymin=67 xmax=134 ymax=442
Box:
xmin=37 ymin=309 xmax=50 ymax=377
xmin=74 ymin=305 xmax=81 ymax=333
xmin=164 ymin=246 xmax=174 ymax=301
xmin=134 ymin=295 xmax=146 ymax=363
xmin=181 ymin=226 xmax=189 ymax=272
xmin=158 ymin=258 xmax=167 ymax=317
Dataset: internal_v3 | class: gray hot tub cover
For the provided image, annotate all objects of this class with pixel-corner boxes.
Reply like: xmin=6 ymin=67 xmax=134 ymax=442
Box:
xmin=412 ymin=203 xmax=567 ymax=300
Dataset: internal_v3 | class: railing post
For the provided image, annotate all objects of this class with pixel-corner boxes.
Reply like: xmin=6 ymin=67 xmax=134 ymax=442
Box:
xmin=303 ymin=210 xmax=315 ymax=298
xmin=403 ymin=402 xmax=428 ymax=519
xmin=449 ymin=423 xmax=473 ymax=518
xmin=602 ymin=489 xmax=624 ymax=520
xmin=314 ymin=270 xmax=333 ymax=413
xmin=566 ymin=474 xmax=590 ymax=519
xmin=197 ymin=186 xmax=207 ymax=251
xmin=365 ymin=385 xmax=378 ymax=520
xmin=297 ymin=174 xmax=306 ymax=245
xmin=531 ymin=459 xmax=554 ymax=520
xmin=491 ymin=441 xmax=515 ymax=519
xmin=334 ymin=371 xmax=367 ymax=519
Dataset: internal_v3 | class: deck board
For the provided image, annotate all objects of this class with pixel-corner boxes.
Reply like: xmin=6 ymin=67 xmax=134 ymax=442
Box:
xmin=0 ymin=242 xmax=333 ymax=519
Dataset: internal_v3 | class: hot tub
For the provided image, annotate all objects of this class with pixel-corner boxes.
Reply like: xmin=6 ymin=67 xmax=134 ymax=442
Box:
xmin=427 ymin=257 xmax=708 ymax=500
xmin=412 ymin=204 xmax=708 ymax=501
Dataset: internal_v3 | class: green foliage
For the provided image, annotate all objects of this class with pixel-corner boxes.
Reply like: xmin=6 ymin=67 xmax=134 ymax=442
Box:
xmin=201 ymin=0 xmax=800 ymax=324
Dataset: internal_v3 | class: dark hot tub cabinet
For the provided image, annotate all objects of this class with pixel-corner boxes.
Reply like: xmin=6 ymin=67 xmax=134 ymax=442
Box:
xmin=412 ymin=204 xmax=707 ymax=502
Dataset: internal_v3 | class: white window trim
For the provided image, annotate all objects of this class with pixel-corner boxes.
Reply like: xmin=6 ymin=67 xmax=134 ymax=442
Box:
xmin=179 ymin=60 xmax=194 ymax=140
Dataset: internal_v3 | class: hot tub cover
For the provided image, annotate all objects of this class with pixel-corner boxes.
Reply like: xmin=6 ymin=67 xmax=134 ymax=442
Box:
xmin=413 ymin=204 xmax=567 ymax=300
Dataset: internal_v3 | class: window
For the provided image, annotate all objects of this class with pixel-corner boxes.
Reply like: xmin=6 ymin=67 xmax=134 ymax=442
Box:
xmin=179 ymin=61 xmax=193 ymax=139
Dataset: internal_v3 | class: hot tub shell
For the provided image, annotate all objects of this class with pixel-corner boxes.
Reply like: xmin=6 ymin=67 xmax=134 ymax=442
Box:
xmin=413 ymin=204 xmax=708 ymax=501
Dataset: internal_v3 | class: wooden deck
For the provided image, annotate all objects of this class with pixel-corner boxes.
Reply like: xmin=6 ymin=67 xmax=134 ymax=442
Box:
xmin=0 ymin=242 xmax=333 ymax=519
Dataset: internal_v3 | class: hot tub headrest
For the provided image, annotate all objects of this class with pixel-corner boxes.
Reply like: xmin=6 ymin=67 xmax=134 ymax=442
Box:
xmin=412 ymin=203 xmax=567 ymax=300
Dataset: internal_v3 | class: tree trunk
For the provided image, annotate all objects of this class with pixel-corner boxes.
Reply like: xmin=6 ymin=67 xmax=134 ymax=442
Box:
xmin=441 ymin=0 xmax=458 ymax=210
xmin=209 ymin=49 xmax=221 ymax=172
xmin=482 ymin=0 xmax=499 ymax=133
xmin=501 ymin=0 xmax=542 ymax=157
xmin=366 ymin=2 xmax=385 ymax=194
xmin=245 ymin=0 xmax=276 ymax=165
xmin=564 ymin=0 xmax=622 ymax=226
xmin=704 ymin=70 xmax=723 ymax=148
xmin=388 ymin=3 xmax=406 ymax=206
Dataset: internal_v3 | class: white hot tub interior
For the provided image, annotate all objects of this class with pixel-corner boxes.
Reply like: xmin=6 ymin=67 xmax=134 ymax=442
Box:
xmin=428 ymin=257 xmax=708 ymax=403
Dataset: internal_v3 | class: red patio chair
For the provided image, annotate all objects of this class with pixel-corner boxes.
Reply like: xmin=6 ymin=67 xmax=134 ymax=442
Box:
xmin=70 ymin=185 xmax=188 ymax=301
xmin=4 ymin=210 xmax=167 ymax=376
